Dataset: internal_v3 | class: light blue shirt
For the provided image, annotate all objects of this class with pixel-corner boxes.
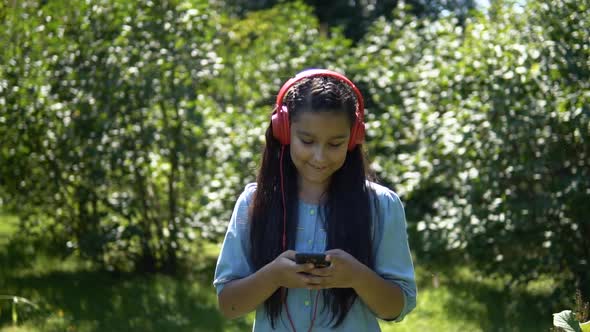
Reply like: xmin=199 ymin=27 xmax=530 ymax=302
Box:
xmin=213 ymin=182 xmax=417 ymax=331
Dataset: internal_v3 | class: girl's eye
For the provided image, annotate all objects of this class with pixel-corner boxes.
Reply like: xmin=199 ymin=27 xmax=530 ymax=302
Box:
xmin=299 ymin=138 xmax=343 ymax=147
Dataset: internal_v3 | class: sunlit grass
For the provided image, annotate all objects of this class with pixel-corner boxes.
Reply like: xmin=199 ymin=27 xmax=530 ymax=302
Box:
xmin=0 ymin=213 xmax=554 ymax=331
xmin=382 ymin=280 xmax=482 ymax=332
xmin=381 ymin=264 xmax=554 ymax=332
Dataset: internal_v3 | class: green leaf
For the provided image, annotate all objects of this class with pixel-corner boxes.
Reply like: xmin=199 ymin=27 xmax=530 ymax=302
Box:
xmin=553 ymin=310 xmax=581 ymax=332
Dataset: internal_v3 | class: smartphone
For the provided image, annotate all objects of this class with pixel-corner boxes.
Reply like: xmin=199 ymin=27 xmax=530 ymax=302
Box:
xmin=295 ymin=252 xmax=330 ymax=268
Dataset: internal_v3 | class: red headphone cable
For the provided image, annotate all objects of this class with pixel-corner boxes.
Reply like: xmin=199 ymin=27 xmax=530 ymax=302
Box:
xmin=279 ymin=145 xmax=321 ymax=332
xmin=308 ymin=290 xmax=321 ymax=332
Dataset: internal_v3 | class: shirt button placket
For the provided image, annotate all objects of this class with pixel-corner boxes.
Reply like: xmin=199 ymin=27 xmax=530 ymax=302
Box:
xmin=309 ymin=208 xmax=315 ymax=250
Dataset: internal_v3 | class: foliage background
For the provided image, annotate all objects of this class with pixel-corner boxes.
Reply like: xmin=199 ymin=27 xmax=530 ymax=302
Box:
xmin=1 ymin=0 xmax=589 ymax=330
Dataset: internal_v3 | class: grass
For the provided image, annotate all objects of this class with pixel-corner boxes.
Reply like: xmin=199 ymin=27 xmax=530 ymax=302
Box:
xmin=0 ymin=213 xmax=556 ymax=332
xmin=383 ymin=266 xmax=556 ymax=332
xmin=1 ymin=265 xmax=252 ymax=332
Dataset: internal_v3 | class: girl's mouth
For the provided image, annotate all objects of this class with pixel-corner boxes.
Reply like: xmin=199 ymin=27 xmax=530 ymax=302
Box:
xmin=308 ymin=163 xmax=327 ymax=171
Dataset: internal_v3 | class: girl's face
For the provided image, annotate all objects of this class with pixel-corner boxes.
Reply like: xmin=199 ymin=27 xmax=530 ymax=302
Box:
xmin=289 ymin=111 xmax=351 ymax=190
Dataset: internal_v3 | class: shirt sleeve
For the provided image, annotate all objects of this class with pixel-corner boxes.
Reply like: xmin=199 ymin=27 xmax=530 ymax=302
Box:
xmin=213 ymin=183 xmax=256 ymax=296
xmin=372 ymin=186 xmax=417 ymax=322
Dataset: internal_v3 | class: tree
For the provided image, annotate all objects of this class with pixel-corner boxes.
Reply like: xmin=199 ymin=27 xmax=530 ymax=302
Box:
xmin=211 ymin=0 xmax=477 ymax=41
xmin=350 ymin=0 xmax=590 ymax=298
xmin=1 ymin=0 xmax=223 ymax=272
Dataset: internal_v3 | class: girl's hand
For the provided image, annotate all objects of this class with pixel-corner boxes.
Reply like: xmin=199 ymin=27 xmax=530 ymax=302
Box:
xmin=270 ymin=250 xmax=315 ymax=289
xmin=304 ymin=249 xmax=366 ymax=289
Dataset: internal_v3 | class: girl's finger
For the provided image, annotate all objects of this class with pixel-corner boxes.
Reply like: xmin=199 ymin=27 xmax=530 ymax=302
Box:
xmin=306 ymin=275 xmax=328 ymax=286
xmin=295 ymin=263 xmax=314 ymax=272
xmin=300 ymin=274 xmax=311 ymax=285
xmin=325 ymin=254 xmax=337 ymax=265
xmin=309 ymin=267 xmax=332 ymax=277
xmin=307 ymin=284 xmax=324 ymax=290
xmin=283 ymin=250 xmax=296 ymax=260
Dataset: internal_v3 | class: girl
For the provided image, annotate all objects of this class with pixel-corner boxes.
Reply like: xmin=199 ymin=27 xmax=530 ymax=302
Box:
xmin=214 ymin=69 xmax=417 ymax=331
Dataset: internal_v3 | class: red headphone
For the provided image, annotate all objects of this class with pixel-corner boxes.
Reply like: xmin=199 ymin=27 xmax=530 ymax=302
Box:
xmin=271 ymin=69 xmax=365 ymax=151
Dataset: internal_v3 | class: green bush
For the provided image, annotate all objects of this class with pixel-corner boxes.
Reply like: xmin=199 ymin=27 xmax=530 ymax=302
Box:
xmin=350 ymin=0 xmax=589 ymax=296
xmin=1 ymin=0 xmax=223 ymax=271
xmin=0 ymin=0 xmax=351 ymax=272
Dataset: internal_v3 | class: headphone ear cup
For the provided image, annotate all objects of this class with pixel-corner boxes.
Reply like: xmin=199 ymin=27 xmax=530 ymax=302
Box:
xmin=356 ymin=120 xmax=365 ymax=144
xmin=347 ymin=119 xmax=365 ymax=151
xmin=272 ymin=106 xmax=290 ymax=145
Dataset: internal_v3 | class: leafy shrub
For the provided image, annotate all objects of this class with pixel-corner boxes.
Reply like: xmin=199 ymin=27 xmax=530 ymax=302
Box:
xmin=348 ymin=0 xmax=589 ymax=296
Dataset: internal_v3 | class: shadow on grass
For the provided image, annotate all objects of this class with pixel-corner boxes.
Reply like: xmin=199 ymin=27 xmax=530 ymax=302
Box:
xmin=0 ymin=256 xmax=250 ymax=332
xmin=423 ymin=266 xmax=555 ymax=332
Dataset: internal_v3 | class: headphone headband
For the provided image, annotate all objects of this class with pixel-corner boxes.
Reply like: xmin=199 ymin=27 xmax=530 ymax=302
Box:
xmin=272 ymin=69 xmax=365 ymax=150
xmin=275 ymin=69 xmax=365 ymax=122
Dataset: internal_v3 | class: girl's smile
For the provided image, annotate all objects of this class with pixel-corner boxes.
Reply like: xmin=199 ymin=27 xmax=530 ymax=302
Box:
xmin=308 ymin=163 xmax=327 ymax=170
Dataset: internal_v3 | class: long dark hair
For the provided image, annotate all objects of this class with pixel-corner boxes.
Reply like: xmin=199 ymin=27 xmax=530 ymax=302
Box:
xmin=250 ymin=76 xmax=377 ymax=328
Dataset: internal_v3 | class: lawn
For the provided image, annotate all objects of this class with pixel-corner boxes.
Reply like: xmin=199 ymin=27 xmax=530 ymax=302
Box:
xmin=0 ymin=213 xmax=555 ymax=331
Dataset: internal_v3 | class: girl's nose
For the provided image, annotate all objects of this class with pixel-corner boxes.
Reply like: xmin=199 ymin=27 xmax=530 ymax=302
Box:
xmin=312 ymin=145 xmax=326 ymax=162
